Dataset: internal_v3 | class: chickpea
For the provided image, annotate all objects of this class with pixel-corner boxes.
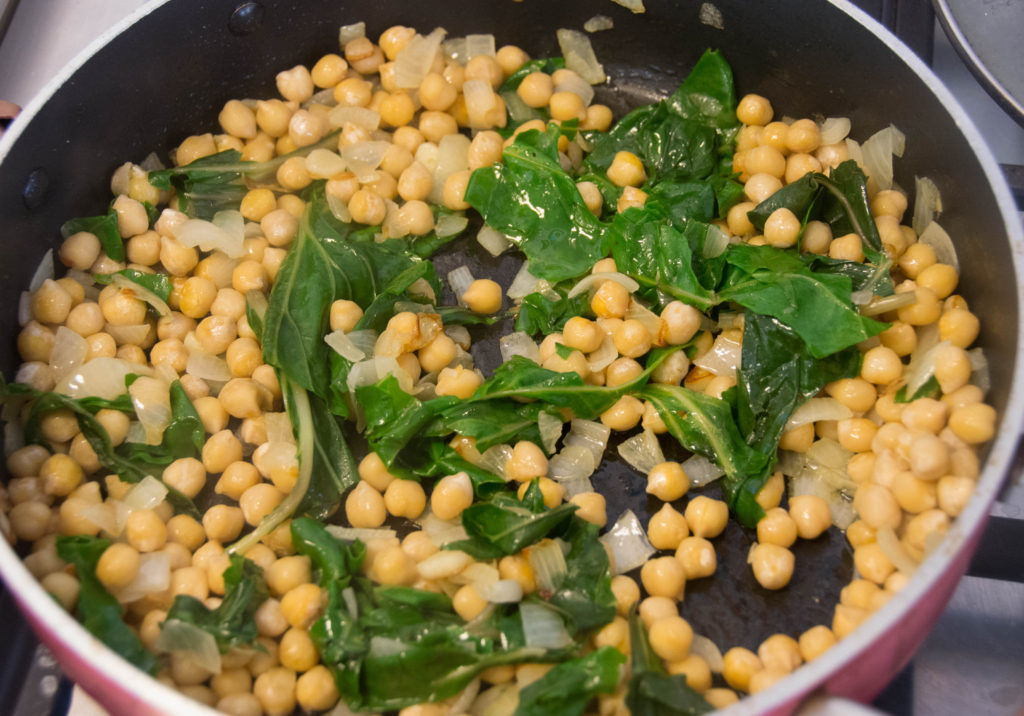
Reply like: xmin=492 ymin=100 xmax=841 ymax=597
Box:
xmin=948 ymin=403 xmax=996 ymax=444
xmin=202 ymin=430 xmax=244 ymax=474
xmin=722 ymin=647 xmax=763 ymax=692
xmin=737 ymin=93 xmax=773 ymax=125
xmin=749 ymin=543 xmax=795 ymax=590
xmin=461 ymin=278 xmax=502 ymax=314
xmin=646 ymin=461 xmax=689 ymax=502
xmin=253 ymin=667 xmax=297 ymax=716
xmin=759 ymin=633 xmax=802 ymax=673
xmin=610 ymin=575 xmax=641 ymax=616
xmin=240 ymin=483 xmax=285 ymax=526
xmin=788 ymin=494 xmax=832 ymax=539
xmin=640 ymin=556 xmax=686 ymax=600
xmin=600 ymin=395 xmax=643 ymax=431
xmin=675 ymin=536 xmax=717 ymax=580
xmin=203 ymin=505 xmax=245 ymax=543
xmin=570 ymin=491 xmax=607 ymax=527
xmin=430 ymin=471 xmax=474 ymax=521
xmin=442 ymin=170 xmax=472 ymax=211
xmin=296 ymin=665 xmax=339 ymax=712
xmin=647 ymin=503 xmax=689 ymax=550
xmin=265 ymin=556 xmax=312 ymax=597
xmin=798 ymin=625 xmax=837 ymax=662
xmin=435 ymin=365 xmax=483 ymax=399
xmin=684 ymin=496 xmax=729 ymax=538
xmin=607 ymin=151 xmax=646 ymax=187
xmin=384 ymin=478 xmax=427 ymax=520
xmin=96 ymin=542 xmax=141 ymax=590
xmin=764 ymin=207 xmax=801 ymax=248
xmin=591 ymin=280 xmax=630 ymax=319
xmin=853 ymin=483 xmax=902 ymax=530
xmin=649 ymin=615 xmax=693 ymax=662
xmin=613 ymin=319 xmax=652 ymax=358
xmin=757 ymin=507 xmax=798 ymax=548
xmin=860 ymin=345 xmax=903 ymax=385
xmin=125 ymin=508 xmax=168 ymax=552
xmin=345 ymin=481 xmax=386 ymax=528
xmin=853 ymin=542 xmax=894 ymax=584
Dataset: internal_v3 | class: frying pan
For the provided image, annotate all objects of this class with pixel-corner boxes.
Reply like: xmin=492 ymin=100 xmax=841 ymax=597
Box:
xmin=0 ymin=0 xmax=1021 ymax=714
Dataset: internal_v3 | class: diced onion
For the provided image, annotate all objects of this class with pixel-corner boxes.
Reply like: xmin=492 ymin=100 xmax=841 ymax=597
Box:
xmin=567 ymin=271 xmax=639 ymax=299
xmin=600 ymin=509 xmax=657 ymax=575
xmin=105 ymin=323 xmax=153 ymax=347
xmin=917 ymin=221 xmax=959 ymax=272
xmin=417 ymin=549 xmax=473 ymax=580
xmin=698 ymin=2 xmax=724 ymax=29
xmin=417 ymin=511 xmax=469 ymax=546
xmin=414 ymin=141 xmax=440 ymax=175
xmin=860 ymin=124 xmax=905 ymax=192
xmin=806 ymin=438 xmax=854 ymax=472
xmin=554 ymin=73 xmax=594 ymax=107
xmin=326 ymin=525 xmax=398 ymax=542
xmin=584 ymin=15 xmax=614 ymax=32
xmin=690 ymin=634 xmax=725 ymax=673
xmin=186 ymin=348 xmax=233 ymax=383
xmin=968 ymin=348 xmax=990 ymax=394
xmin=528 ymin=539 xmax=568 ymax=594
xmin=110 ymin=273 xmax=170 ymax=317
xmin=430 ymin=133 xmax=472 ymax=204
xmin=55 ymin=357 xmax=146 ymax=400
xmin=520 ymin=602 xmax=572 ymax=649
xmin=346 ymin=356 xmax=415 ymax=395
xmin=325 ymin=330 xmax=367 ymax=362
xmin=502 ymin=90 xmax=539 ymax=124
xmin=876 ymin=526 xmax=918 ymax=575
xmin=465 ymin=33 xmax=496 ymax=58
xmin=79 ymin=502 xmax=121 ymax=537
xmin=341 ymin=141 xmax=392 ymax=180
xmin=476 ymin=579 xmax=523 ymax=604
xmin=785 ymin=398 xmax=853 ymax=431
xmin=563 ymin=419 xmax=610 ymax=464
xmin=556 ymin=29 xmax=606 ymax=84
xmin=538 ymin=412 xmax=563 ymax=455
xmin=130 ymin=376 xmax=171 ymax=445
xmin=442 ymin=37 xmax=468 ymax=65
xmin=611 ymin=0 xmax=646 ymax=11
xmin=818 ymin=117 xmax=851 ymax=146
xmin=49 ymin=326 xmax=88 ymax=380
xmin=449 ymin=680 xmax=482 ymax=716
xmin=845 ymin=138 xmax=864 ymax=170
xmin=703 ymin=224 xmax=730 ymax=259
xmin=507 ymin=262 xmax=541 ymax=300
xmin=618 ymin=429 xmax=665 ymax=476
xmin=17 ymin=292 xmax=30 ymax=326
xmin=624 ymin=300 xmax=662 ymax=338
xmin=912 ymin=176 xmax=943 ymax=236
xmin=471 ymin=683 xmax=518 ymax=716
xmin=436 ymin=212 xmax=469 ymax=239
xmin=174 ymin=210 xmax=245 ymax=258
xmin=548 ymin=444 xmax=596 ymax=482
xmin=304 ymin=148 xmax=347 ymax=178
xmin=327 ymin=105 xmax=381 ymax=131
xmin=681 ymin=454 xmax=724 ymax=487
xmin=29 ymin=249 xmax=54 ymax=293
xmin=462 ymin=79 xmax=498 ymax=131
xmin=693 ymin=332 xmax=742 ymax=377
xmin=117 ymin=551 xmax=171 ymax=604
xmin=448 ymin=265 xmax=476 ymax=301
xmin=338 ymin=22 xmax=366 ymax=47
xmin=904 ymin=337 xmax=950 ymax=400
xmin=586 ymin=336 xmax=617 ymax=373
xmin=477 ymin=226 xmax=512 ymax=256
xmin=264 ymin=413 xmax=294 ymax=444
xmin=155 ymin=618 xmax=221 ymax=675
xmin=477 ymin=444 xmax=514 ymax=481
xmin=124 ymin=475 xmax=169 ymax=512
xmin=788 ymin=472 xmax=856 ymax=529
xmin=444 ymin=325 xmax=471 ymax=351
xmin=395 ymin=28 xmax=446 ymax=89
xmin=499 ymin=332 xmax=540 ymax=365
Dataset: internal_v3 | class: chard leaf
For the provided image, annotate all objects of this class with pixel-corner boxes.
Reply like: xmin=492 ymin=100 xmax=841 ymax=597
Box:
xmin=666 ymin=49 xmax=739 ymax=131
xmin=61 ymin=209 xmax=123 ymax=261
xmin=356 ymin=376 xmax=458 ymax=467
xmin=719 ymin=244 xmax=888 ymax=358
xmin=545 ymin=518 xmax=617 ymax=634
xmin=736 ymin=311 xmax=861 ymax=455
xmin=404 ymin=442 xmax=507 ymax=497
xmin=625 ymin=609 xmax=713 ymax=716
xmin=894 ymin=375 xmax=941 ymax=403
xmin=163 ymin=554 xmax=267 ymax=652
xmin=56 ymin=535 xmax=160 ymax=674
xmin=424 ymin=400 xmax=549 ymax=452
xmin=611 ymin=208 xmax=717 ymax=312
xmin=513 ymin=647 xmax=625 ymax=716
xmin=94 ymin=268 xmax=174 ymax=302
xmin=148 ymin=149 xmax=251 ymax=220
xmin=639 ymin=383 xmax=771 ymax=527
xmin=465 ymin=125 xmax=612 ymax=282
xmin=447 ymin=492 xmax=578 ymax=559
xmin=261 ymin=193 xmax=421 ymax=397
xmin=516 ymin=289 xmax=592 ymax=335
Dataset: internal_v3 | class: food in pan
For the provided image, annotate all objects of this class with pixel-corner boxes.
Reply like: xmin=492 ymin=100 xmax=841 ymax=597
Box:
xmin=0 ymin=19 xmax=993 ymax=716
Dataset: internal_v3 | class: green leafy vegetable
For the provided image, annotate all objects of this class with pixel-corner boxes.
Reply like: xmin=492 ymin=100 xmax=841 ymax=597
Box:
xmin=625 ymin=608 xmax=713 ymax=716
xmin=56 ymin=535 xmax=160 ymax=674
xmin=94 ymin=268 xmax=173 ymax=302
xmin=447 ymin=491 xmax=577 ymax=560
xmin=61 ymin=209 xmax=123 ymax=261
xmin=516 ymin=289 xmax=592 ymax=335
xmin=465 ymin=125 xmax=612 ymax=282
xmin=163 ymin=554 xmax=268 ymax=652
xmin=499 ymin=57 xmax=565 ymax=92
xmin=513 ymin=647 xmax=625 ymax=716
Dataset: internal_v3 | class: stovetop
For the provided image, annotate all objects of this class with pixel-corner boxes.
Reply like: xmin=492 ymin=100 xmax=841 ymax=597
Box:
xmin=0 ymin=1 xmax=1022 ymax=715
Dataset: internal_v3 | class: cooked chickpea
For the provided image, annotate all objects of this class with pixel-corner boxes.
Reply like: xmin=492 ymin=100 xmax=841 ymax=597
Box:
xmin=125 ymin=508 xmax=168 ymax=552
xmin=345 ymin=481 xmax=387 ymax=528
xmin=203 ymin=505 xmax=245 ymax=542
xmin=461 ymin=278 xmax=502 ymax=314
xmin=647 ymin=503 xmax=689 ymax=550
xmin=722 ymin=647 xmax=763 ymax=692
xmin=758 ymin=633 xmax=802 ymax=673
xmin=96 ymin=542 xmax=141 ymax=590
xmin=600 ymin=395 xmax=643 ymax=431
xmin=757 ymin=507 xmax=797 ymax=548
xmin=431 ymin=471 xmax=474 ymax=521
xmin=384 ymin=478 xmax=427 ymax=520
xmin=787 ymin=494 xmax=832 ymax=539
xmin=853 ymin=542 xmax=894 ymax=584
xmin=675 ymin=536 xmax=717 ymax=580
xmin=253 ymin=667 xmax=297 ymax=716
xmin=764 ymin=207 xmax=801 ymax=248
xmin=684 ymin=496 xmax=729 ymax=539
xmin=737 ymin=93 xmax=773 ymax=125
xmin=749 ymin=543 xmax=795 ymax=590
xmin=607 ymin=151 xmax=646 ymax=188
xmin=613 ymin=319 xmax=652 ymax=358
xmin=649 ymin=615 xmax=693 ymax=662
xmin=569 ymin=491 xmax=607 ymax=526
xmin=442 ymin=170 xmax=472 ymax=211
xmin=435 ymin=365 xmax=483 ymax=399
xmin=640 ymin=556 xmax=686 ymax=600
xmin=609 ymin=575 xmax=640 ymax=616
xmin=646 ymin=461 xmax=689 ymax=502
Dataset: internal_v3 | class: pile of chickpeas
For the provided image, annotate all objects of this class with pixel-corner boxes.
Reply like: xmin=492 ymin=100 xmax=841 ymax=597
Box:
xmin=0 ymin=20 xmax=998 ymax=716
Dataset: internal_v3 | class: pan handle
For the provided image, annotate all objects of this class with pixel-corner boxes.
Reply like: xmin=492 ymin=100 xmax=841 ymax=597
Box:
xmin=794 ymin=693 xmax=891 ymax=716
